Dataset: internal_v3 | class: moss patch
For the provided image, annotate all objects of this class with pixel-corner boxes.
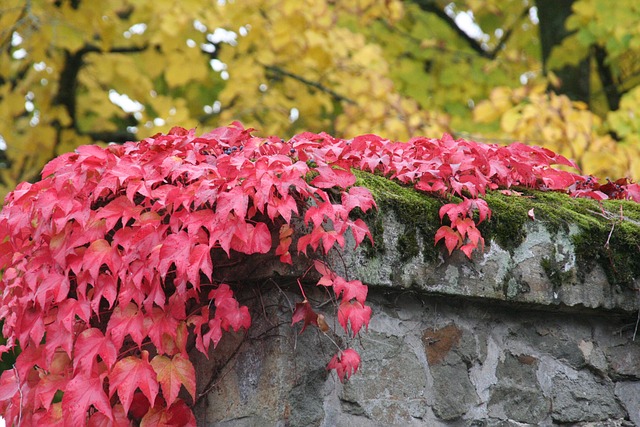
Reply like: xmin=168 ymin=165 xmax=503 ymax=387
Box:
xmin=355 ymin=171 xmax=640 ymax=289
xmin=354 ymin=170 xmax=442 ymax=262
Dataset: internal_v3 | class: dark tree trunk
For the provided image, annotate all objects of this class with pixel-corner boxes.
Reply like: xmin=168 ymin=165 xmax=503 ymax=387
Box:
xmin=536 ymin=0 xmax=591 ymax=104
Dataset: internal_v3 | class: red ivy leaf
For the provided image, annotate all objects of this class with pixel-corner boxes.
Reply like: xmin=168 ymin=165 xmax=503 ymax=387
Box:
xmin=187 ymin=243 xmax=213 ymax=286
xmin=311 ymin=166 xmax=356 ymax=189
xmin=209 ymin=284 xmax=251 ymax=332
xmin=434 ymin=226 xmax=462 ymax=255
xmin=110 ymin=350 xmax=159 ymax=415
xmin=150 ymin=354 xmax=196 ymax=407
xmin=96 ymin=196 xmax=143 ymax=231
xmin=84 ymin=239 xmax=119 ymax=281
xmin=341 ymin=186 xmax=376 ymax=213
xmin=73 ymin=328 xmax=118 ymax=374
xmin=337 ymin=300 xmax=371 ymax=336
xmin=332 ymin=277 xmax=368 ymax=304
xmin=107 ymin=302 xmax=146 ymax=349
xmin=158 ymin=232 xmax=192 ymax=279
xmin=291 ymin=300 xmax=318 ymax=333
xmin=62 ymin=372 xmax=113 ymax=426
xmin=327 ymin=349 xmax=361 ymax=382
xmin=140 ymin=399 xmax=197 ymax=427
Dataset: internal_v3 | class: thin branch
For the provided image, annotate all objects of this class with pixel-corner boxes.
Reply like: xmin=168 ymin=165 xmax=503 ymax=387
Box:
xmin=264 ymin=65 xmax=356 ymax=105
xmin=413 ymin=0 xmax=491 ymax=58
xmin=594 ymin=45 xmax=621 ymax=111
xmin=0 ymin=0 xmax=34 ymax=52
xmin=411 ymin=0 xmax=529 ymax=60
xmin=491 ymin=7 xmax=531 ymax=58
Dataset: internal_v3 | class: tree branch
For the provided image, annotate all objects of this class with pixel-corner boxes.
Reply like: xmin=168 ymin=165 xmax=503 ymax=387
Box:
xmin=0 ymin=0 xmax=33 ymax=53
xmin=491 ymin=7 xmax=530 ymax=58
xmin=594 ymin=45 xmax=621 ymax=111
xmin=412 ymin=0 xmax=490 ymax=58
xmin=264 ymin=65 xmax=356 ymax=105
xmin=411 ymin=0 xmax=529 ymax=60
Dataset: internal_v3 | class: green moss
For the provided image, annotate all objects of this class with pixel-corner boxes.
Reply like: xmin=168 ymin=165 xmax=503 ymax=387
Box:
xmin=476 ymin=190 xmax=640 ymax=289
xmin=397 ymin=231 xmax=419 ymax=262
xmin=540 ymin=248 xmax=574 ymax=291
xmin=354 ymin=170 xmax=442 ymax=262
xmin=354 ymin=170 xmax=640 ymax=289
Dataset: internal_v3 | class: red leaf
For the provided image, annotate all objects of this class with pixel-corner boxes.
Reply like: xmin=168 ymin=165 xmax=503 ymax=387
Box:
xmin=291 ymin=300 xmax=318 ymax=333
xmin=107 ymin=302 xmax=146 ymax=350
xmin=341 ymin=187 xmax=376 ymax=213
xmin=327 ymin=349 xmax=361 ymax=382
xmin=434 ymin=226 xmax=462 ymax=254
xmin=231 ymin=221 xmax=272 ymax=254
xmin=332 ymin=277 xmax=368 ymax=304
xmin=275 ymin=224 xmax=294 ymax=264
xmin=144 ymin=307 xmax=180 ymax=355
xmin=0 ymin=369 xmax=19 ymax=402
xmin=96 ymin=196 xmax=143 ymax=231
xmin=528 ymin=208 xmax=535 ymax=221
xmin=337 ymin=300 xmax=371 ymax=336
xmin=34 ymin=372 xmax=68 ymax=412
xmin=158 ymin=232 xmax=192 ymax=279
xmin=215 ymin=186 xmax=249 ymax=219
xmin=349 ymin=218 xmax=373 ymax=247
xmin=140 ymin=399 xmax=197 ymax=427
xmin=311 ymin=166 xmax=356 ymax=189
xmin=73 ymin=328 xmax=118 ymax=373
xmin=88 ymin=404 xmax=129 ymax=427
xmin=62 ymin=372 xmax=113 ymax=426
xmin=84 ymin=239 xmax=119 ymax=281
xmin=150 ymin=354 xmax=196 ymax=407
xmin=110 ymin=350 xmax=159 ymax=415
xmin=187 ymin=243 xmax=212 ymax=287
xmin=209 ymin=284 xmax=251 ymax=332
xmin=624 ymin=183 xmax=640 ymax=202
xmin=313 ymin=259 xmax=334 ymax=278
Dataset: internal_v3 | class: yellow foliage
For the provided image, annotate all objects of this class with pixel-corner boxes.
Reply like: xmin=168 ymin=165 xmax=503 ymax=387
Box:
xmin=1 ymin=0 xmax=639 ymax=203
xmin=474 ymin=84 xmax=638 ymax=179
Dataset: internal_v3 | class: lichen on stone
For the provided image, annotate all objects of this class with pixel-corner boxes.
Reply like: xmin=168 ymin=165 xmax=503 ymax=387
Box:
xmin=353 ymin=170 xmax=640 ymax=291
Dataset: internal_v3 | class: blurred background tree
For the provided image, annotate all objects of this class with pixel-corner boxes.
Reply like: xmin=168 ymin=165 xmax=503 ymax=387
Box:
xmin=1 ymin=0 xmax=639 ymax=201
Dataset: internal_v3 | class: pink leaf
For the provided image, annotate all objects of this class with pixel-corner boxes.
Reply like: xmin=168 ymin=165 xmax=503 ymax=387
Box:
xmin=434 ymin=226 xmax=461 ymax=254
xmin=110 ymin=351 xmax=159 ymax=415
xmin=291 ymin=300 xmax=318 ymax=333
xmin=327 ymin=349 xmax=361 ymax=382
xmin=337 ymin=300 xmax=371 ymax=336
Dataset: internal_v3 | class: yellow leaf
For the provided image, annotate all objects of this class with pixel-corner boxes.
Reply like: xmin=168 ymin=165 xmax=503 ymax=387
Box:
xmin=473 ymin=101 xmax=500 ymax=123
xmin=500 ymin=109 xmax=521 ymax=133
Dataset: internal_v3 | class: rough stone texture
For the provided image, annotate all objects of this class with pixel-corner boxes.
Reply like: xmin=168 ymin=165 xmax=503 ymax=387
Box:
xmin=340 ymin=212 xmax=639 ymax=313
xmin=193 ymin=191 xmax=640 ymax=426
xmin=194 ymin=288 xmax=639 ymax=426
xmin=550 ymin=372 xmax=625 ymax=423
xmin=488 ymin=352 xmax=550 ymax=424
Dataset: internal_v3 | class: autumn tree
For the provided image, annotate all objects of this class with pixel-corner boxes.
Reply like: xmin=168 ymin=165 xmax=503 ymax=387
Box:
xmin=2 ymin=0 xmax=639 ymax=202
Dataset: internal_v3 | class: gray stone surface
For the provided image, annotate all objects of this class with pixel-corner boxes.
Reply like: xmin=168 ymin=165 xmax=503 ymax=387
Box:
xmin=615 ymin=381 xmax=640 ymax=426
xmin=194 ymin=289 xmax=639 ymax=426
xmin=337 ymin=213 xmax=639 ymax=313
xmin=551 ymin=371 xmax=626 ymax=423
xmin=608 ymin=343 xmax=640 ymax=379
xmin=488 ymin=353 xmax=549 ymax=424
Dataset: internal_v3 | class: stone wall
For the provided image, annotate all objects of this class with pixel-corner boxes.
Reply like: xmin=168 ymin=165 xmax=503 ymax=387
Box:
xmin=193 ymin=189 xmax=640 ymax=426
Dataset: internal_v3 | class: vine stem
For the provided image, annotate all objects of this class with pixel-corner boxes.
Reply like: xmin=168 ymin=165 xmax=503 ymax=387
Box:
xmin=296 ymin=278 xmax=308 ymax=302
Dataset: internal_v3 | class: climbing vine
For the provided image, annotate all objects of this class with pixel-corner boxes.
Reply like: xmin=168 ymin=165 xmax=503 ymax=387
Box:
xmin=0 ymin=123 xmax=638 ymax=425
